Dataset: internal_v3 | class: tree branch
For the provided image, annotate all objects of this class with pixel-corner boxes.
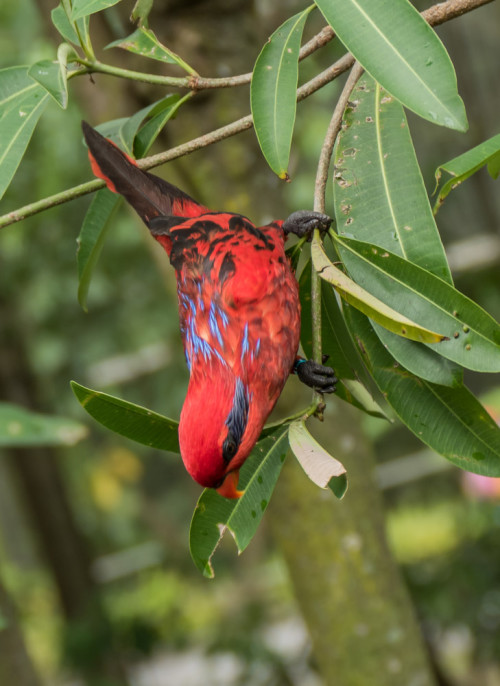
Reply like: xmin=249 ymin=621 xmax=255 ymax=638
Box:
xmin=0 ymin=0 xmax=494 ymax=230
xmin=309 ymin=61 xmax=364 ymax=397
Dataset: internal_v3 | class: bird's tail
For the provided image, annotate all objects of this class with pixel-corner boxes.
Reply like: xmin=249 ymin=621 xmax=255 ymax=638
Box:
xmin=81 ymin=121 xmax=210 ymax=227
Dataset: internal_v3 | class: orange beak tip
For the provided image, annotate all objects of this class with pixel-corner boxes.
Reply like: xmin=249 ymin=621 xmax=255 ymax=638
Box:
xmin=216 ymin=471 xmax=244 ymax=500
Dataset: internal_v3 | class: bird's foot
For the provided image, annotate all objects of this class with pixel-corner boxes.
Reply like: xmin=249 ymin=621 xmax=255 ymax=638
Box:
xmin=282 ymin=210 xmax=332 ymax=240
xmin=294 ymin=357 xmax=337 ymax=394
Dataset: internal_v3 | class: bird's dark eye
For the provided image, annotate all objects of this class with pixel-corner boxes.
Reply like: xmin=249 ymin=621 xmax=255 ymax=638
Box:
xmin=222 ymin=431 xmax=238 ymax=464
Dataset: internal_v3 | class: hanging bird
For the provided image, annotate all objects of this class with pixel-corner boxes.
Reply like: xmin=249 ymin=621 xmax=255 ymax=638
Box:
xmin=82 ymin=121 xmax=336 ymax=498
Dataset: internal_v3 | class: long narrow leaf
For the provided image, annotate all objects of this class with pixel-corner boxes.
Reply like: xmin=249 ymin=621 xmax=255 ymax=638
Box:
xmin=335 ymin=234 xmax=500 ymax=372
xmin=315 ymin=0 xmax=467 ymax=131
xmin=251 ymin=6 xmax=314 ymax=178
xmin=333 ymin=75 xmax=452 ymax=283
xmin=189 ymin=426 xmax=289 ymax=578
xmin=344 ymin=308 xmax=500 ymax=477
xmin=71 ymin=381 xmax=180 ymax=452
xmin=0 ymin=67 xmax=49 ymax=201
xmin=311 ymin=238 xmax=446 ymax=344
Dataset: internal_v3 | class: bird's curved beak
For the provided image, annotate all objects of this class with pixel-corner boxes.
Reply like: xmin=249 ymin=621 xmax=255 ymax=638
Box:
xmin=216 ymin=471 xmax=243 ymax=499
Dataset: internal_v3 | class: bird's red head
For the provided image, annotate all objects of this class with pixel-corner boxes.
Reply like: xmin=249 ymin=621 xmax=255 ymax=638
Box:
xmin=178 ymin=365 xmax=254 ymax=499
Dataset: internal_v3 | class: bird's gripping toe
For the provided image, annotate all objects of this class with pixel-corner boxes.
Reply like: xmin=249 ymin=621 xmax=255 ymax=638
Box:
xmin=282 ymin=210 xmax=332 ymax=240
xmin=294 ymin=358 xmax=337 ymax=394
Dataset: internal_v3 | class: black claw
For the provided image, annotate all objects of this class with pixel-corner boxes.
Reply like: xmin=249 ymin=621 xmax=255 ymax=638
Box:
xmin=282 ymin=210 xmax=332 ymax=240
xmin=296 ymin=359 xmax=337 ymax=394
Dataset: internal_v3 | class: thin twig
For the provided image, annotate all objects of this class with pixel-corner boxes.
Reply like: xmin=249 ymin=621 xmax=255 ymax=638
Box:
xmin=0 ymin=51 xmax=353 ymax=229
xmin=309 ymin=61 xmax=364 ymax=387
xmin=0 ymin=0 xmax=494 ymax=229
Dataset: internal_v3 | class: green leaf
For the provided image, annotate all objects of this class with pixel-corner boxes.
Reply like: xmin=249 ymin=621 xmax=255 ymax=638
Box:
xmin=0 ymin=403 xmax=87 ymax=447
xmin=333 ymin=75 xmax=452 ymax=283
xmin=315 ymin=0 xmax=467 ymax=131
xmin=345 ymin=308 xmax=500 ymax=477
xmin=28 ymin=49 xmax=72 ymax=109
xmin=311 ymin=238 xmax=445 ymax=344
xmin=251 ymin=6 xmax=314 ymax=178
xmin=372 ymin=323 xmax=463 ymax=388
xmin=288 ymin=420 xmax=347 ymax=497
xmin=51 ymin=3 xmax=79 ymax=44
xmin=332 ymin=74 xmax=463 ymax=386
xmin=335 ymin=234 xmax=500 ymax=372
xmin=134 ymin=93 xmax=189 ymax=157
xmin=131 ymin=0 xmax=154 ymax=26
xmin=71 ymin=0 xmax=122 ymax=20
xmin=71 ymin=381 xmax=180 ymax=452
xmin=106 ymin=27 xmax=197 ymax=75
xmin=433 ymin=132 xmax=500 ymax=214
xmin=299 ymin=260 xmax=387 ymax=417
xmin=0 ymin=67 xmax=49 ymax=201
xmin=77 ymin=189 xmax=121 ymax=311
xmin=189 ymin=426 xmax=289 ymax=578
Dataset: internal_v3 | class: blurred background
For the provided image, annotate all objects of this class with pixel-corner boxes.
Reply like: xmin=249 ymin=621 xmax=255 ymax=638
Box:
xmin=1 ymin=0 xmax=500 ymax=684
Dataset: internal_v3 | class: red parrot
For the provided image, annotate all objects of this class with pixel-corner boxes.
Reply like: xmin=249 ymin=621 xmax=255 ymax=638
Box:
xmin=82 ymin=122 xmax=336 ymax=498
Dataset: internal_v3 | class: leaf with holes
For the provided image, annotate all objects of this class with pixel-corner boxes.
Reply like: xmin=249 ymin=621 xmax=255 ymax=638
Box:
xmin=334 ymin=234 xmax=500 ymax=372
xmin=315 ymin=0 xmax=467 ymax=130
xmin=345 ymin=308 xmax=500 ymax=477
xmin=190 ymin=426 xmax=289 ymax=577
xmin=312 ymin=239 xmax=445 ymax=344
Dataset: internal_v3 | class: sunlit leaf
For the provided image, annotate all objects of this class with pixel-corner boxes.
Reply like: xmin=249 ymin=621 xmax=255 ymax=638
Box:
xmin=0 ymin=403 xmax=87 ymax=447
xmin=335 ymin=234 xmax=500 ymax=372
xmin=311 ymin=238 xmax=445 ymax=344
xmin=0 ymin=67 xmax=49 ymax=201
xmin=345 ymin=308 xmax=500 ymax=477
xmin=315 ymin=0 xmax=467 ymax=130
xmin=189 ymin=426 xmax=289 ymax=578
xmin=71 ymin=0 xmax=122 ymax=21
xmin=433 ymin=132 xmax=500 ymax=214
xmin=251 ymin=5 xmax=314 ymax=178
xmin=106 ymin=27 xmax=196 ymax=75
xmin=71 ymin=381 xmax=180 ymax=452
xmin=288 ymin=420 xmax=347 ymax=498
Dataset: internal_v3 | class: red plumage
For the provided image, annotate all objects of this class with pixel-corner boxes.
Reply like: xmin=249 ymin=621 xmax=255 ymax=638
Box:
xmin=82 ymin=122 xmax=333 ymax=498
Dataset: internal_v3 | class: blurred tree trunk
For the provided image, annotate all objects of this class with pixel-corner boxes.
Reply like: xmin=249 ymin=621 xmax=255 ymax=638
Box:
xmin=0 ymin=296 xmax=129 ymax=686
xmin=0 ymin=573 xmax=43 ymax=686
xmin=270 ymin=402 xmax=437 ymax=686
